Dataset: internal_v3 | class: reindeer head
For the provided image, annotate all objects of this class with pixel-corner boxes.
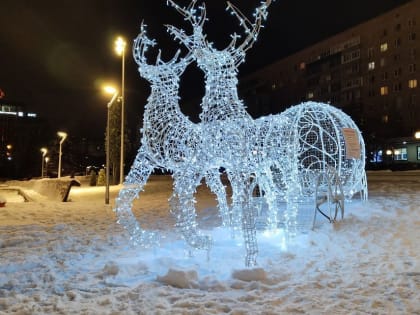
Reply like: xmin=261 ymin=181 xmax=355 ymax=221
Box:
xmin=166 ymin=0 xmax=274 ymax=68
xmin=133 ymin=21 xmax=193 ymax=83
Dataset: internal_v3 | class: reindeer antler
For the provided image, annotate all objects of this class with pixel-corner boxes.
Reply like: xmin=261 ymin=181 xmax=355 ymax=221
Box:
xmin=166 ymin=0 xmax=208 ymax=51
xmin=133 ymin=22 xmax=157 ymax=66
xmin=166 ymin=0 xmax=206 ymax=26
xmin=166 ymin=0 xmax=274 ymax=67
xmin=226 ymin=0 xmax=273 ymax=54
xmin=133 ymin=21 xmax=192 ymax=78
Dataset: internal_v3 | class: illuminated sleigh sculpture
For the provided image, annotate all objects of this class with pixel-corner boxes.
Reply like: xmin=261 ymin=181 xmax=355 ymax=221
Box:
xmin=271 ymin=102 xmax=368 ymax=229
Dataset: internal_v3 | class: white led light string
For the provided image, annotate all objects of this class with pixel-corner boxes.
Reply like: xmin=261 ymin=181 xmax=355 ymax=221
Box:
xmin=114 ymin=1 xmax=367 ymax=267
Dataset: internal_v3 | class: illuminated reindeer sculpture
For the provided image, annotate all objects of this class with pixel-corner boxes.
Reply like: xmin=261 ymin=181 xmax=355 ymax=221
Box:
xmin=114 ymin=23 xmax=234 ymax=252
xmin=167 ymin=0 xmax=294 ymax=266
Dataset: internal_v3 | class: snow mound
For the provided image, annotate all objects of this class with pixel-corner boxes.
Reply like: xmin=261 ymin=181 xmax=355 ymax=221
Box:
xmin=232 ymin=268 xmax=267 ymax=282
xmin=157 ymin=268 xmax=199 ymax=289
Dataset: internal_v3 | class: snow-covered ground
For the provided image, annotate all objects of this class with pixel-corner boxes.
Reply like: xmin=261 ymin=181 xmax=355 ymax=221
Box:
xmin=0 ymin=172 xmax=419 ymax=314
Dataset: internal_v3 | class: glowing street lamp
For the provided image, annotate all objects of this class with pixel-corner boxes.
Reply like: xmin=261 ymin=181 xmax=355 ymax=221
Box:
xmin=57 ymin=131 xmax=67 ymax=178
xmin=40 ymin=147 xmax=48 ymax=178
xmin=114 ymin=36 xmax=126 ymax=185
xmin=103 ymin=85 xmax=119 ymax=204
xmin=414 ymin=131 xmax=420 ymax=139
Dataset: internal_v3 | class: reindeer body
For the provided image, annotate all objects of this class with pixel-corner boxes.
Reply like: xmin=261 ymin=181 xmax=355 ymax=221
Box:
xmin=140 ymin=59 xmax=200 ymax=168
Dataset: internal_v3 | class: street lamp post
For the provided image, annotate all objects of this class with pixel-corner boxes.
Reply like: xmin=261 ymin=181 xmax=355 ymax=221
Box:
xmin=103 ymin=86 xmax=119 ymax=204
xmin=115 ymin=36 xmax=126 ymax=184
xmin=57 ymin=131 xmax=67 ymax=178
xmin=40 ymin=147 xmax=48 ymax=178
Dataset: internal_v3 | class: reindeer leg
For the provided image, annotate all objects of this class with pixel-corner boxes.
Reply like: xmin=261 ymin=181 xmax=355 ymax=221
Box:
xmin=170 ymin=169 xmax=212 ymax=254
xmin=114 ymin=145 xmax=157 ymax=247
xmin=227 ymin=171 xmax=244 ymax=238
xmin=229 ymin=172 xmax=258 ymax=266
xmin=257 ymin=168 xmax=280 ymax=231
xmin=205 ymin=170 xmax=231 ymax=228
xmin=242 ymin=199 xmax=258 ymax=267
xmin=242 ymin=177 xmax=259 ymax=267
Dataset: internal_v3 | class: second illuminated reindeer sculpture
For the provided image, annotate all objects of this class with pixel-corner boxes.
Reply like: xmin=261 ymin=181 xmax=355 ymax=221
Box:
xmin=167 ymin=0 xmax=294 ymax=266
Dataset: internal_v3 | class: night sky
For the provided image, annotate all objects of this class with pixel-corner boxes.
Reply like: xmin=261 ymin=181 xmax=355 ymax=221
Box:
xmin=0 ymin=0 xmax=412 ymax=140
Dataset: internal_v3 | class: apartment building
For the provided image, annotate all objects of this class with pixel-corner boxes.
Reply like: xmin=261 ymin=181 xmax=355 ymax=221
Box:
xmin=0 ymin=102 xmax=45 ymax=178
xmin=241 ymin=0 xmax=420 ymax=144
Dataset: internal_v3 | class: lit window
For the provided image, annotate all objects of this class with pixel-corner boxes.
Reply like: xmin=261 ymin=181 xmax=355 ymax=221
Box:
xmin=368 ymin=62 xmax=375 ymax=70
xmin=299 ymin=62 xmax=306 ymax=70
xmin=382 ymin=115 xmax=389 ymax=123
xmin=417 ymin=146 xmax=420 ymax=160
xmin=370 ymin=150 xmax=383 ymax=163
xmin=380 ymin=43 xmax=388 ymax=52
xmin=307 ymin=92 xmax=314 ymax=99
xmin=380 ymin=86 xmax=389 ymax=95
xmin=394 ymin=148 xmax=407 ymax=161
xmin=409 ymin=79 xmax=418 ymax=88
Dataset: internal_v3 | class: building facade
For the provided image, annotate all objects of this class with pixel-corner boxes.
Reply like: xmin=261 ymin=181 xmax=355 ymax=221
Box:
xmin=0 ymin=102 xmax=46 ymax=178
xmin=240 ymin=0 xmax=420 ymax=162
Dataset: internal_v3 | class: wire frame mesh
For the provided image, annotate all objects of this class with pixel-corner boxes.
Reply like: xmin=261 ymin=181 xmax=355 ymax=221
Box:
xmin=114 ymin=2 xmax=368 ymax=268
xmin=279 ymin=101 xmax=367 ymax=200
